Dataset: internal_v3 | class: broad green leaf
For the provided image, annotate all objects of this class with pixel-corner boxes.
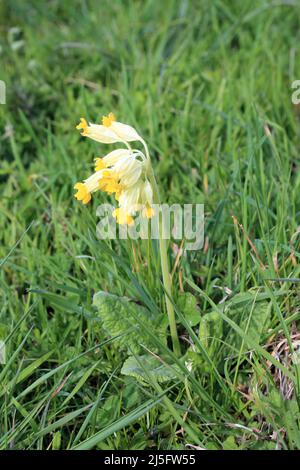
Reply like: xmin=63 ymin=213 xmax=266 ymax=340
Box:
xmin=177 ymin=292 xmax=201 ymax=326
xmin=240 ymin=301 xmax=271 ymax=344
xmin=199 ymin=311 xmax=223 ymax=355
xmin=96 ymin=395 xmax=120 ymax=427
xmin=93 ymin=291 xmax=165 ymax=354
xmin=121 ymin=354 xmax=178 ymax=385
xmin=227 ymin=299 xmax=271 ymax=346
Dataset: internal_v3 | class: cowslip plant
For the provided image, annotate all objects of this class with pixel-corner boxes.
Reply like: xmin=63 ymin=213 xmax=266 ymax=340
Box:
xmin=74 ymin=112 xmax=181 ymax=356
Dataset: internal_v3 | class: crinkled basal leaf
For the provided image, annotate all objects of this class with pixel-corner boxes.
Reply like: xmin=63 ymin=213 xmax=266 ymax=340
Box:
xmin=93 ymin=291 xmax=165 ymax=354
xmin=225 ymin=299 xmax=271 ymax=346
xmin=197 ymin=311 xmax=223 ymax=372
xmin=177 ymin=292 xmax=201 ymax=327
xmin=223 ymin=290 xmax=274 ymax=310
xmin=199 ymin=311 xmax=223 ymax=349
xmin=240 ymin=301 xmax=271 ymax=345
xmin=121 ymin=354 xmax=178 ymax=386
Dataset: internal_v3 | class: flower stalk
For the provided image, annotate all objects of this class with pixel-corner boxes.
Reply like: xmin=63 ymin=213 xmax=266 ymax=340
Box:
xmin=148 ymin=168 xmax=181 ymax=357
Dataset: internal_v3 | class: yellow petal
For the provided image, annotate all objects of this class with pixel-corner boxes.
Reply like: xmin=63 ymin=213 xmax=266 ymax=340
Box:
xmin=142 ymin=206 xmax=155 ymax=218
xmin=112 ymin=208 xmax=134 ymax=226
xmin=76 ymin=118 xmax=88 ymax=135
xmin=94 ymin=158 xmax=106 ymax=171
xmin=98 ymin=177 xmax=114 ymax=190
xmin=102 ymin=170 xmax=112 ymax=178
xmin=82 ymin=194 xmax=91 ymax=204
xmin=74 ymin=182 xmax=91 ymax=204
xmin=102 ymin=112 xmax=116 ymax=127
xmin=104 ymin=182 xmax=122 ymax=194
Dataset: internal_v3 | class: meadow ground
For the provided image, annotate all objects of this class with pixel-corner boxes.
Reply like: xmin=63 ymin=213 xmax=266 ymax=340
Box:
xmin=1 ymin=0 xmax=300 ymax=450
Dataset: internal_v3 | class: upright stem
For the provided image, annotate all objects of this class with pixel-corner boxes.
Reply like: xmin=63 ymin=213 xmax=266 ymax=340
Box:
xmin=148 ymin=167 xmax=181 ymax=357
xmin=159 ymin=227 xmax=181 ymax=357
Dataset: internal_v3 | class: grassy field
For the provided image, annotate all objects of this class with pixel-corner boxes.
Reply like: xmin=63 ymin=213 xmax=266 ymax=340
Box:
xmin=1 ymin=0 xmax=300 ymax=450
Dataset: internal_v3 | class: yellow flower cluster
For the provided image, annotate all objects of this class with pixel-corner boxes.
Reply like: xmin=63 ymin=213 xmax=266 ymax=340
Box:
xmin=74 ymin=113 xmax=154 ymax=225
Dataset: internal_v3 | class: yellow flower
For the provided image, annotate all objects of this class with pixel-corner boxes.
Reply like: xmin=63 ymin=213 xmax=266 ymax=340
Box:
xmin=102 ymin=112 xmax=116 ymax=127
xmin=76 ymin=118 xmax=118 ymax=144
xmin=76 ymin=118 xmax=88 ymax=135
xmin=74 ymin=182 xmax=91 ymax=204
xmin=96 ymin=149 xmax=133 ymax=171
xmin=74 ymin=169 xmax=104 ymax=204
xmin=118 ymin=183 xmax=142 ymax=216
xmin=98 ymin=172 xmax=123 ymax=194
xmin=142 ymin=206 xmax=155 ymax=219
xmin=112 ymin=208 xmax=134 ymax=226
xmin=76 ymin=113 xmax=141 ymax=144
xmin=74 ymin=149 xmax=143 ymax=206
xmin=113 ymin=155 xmax=143 ymax=187
xmin=117 ymin=180 xmax=154 ymax=220
xmin=141 ymin=180 xmax=154 ymax=218
xmin=103 ymin=113 xmax=141 ymax=142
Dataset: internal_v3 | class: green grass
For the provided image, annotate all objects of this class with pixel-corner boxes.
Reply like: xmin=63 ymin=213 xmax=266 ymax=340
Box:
xmin=1 ymin=0 xmax=300 ymax=450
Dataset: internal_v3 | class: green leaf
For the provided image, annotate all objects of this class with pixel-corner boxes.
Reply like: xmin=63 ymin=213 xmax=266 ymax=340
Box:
xmin=52 ymin=431 xmax=61 ymax=450
xmin=241 ymin=301 xmax=271 ymax=344
xmin=227 ymin=299 xmax=271 ymax=346
xmin=121 ymin=355 xmax=178 ymax=385
xmin=222 ymin=435 xmax=239 ymax=450
xmin=93 ymin=291 xmax=165 ymax=354
xmin=199 ymin=311 xmax=223 ymax=356
xmin=177 ymin=292 xmax=201 ymax=326
xmin=96 ymin=395 xmax=120 ymax=427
